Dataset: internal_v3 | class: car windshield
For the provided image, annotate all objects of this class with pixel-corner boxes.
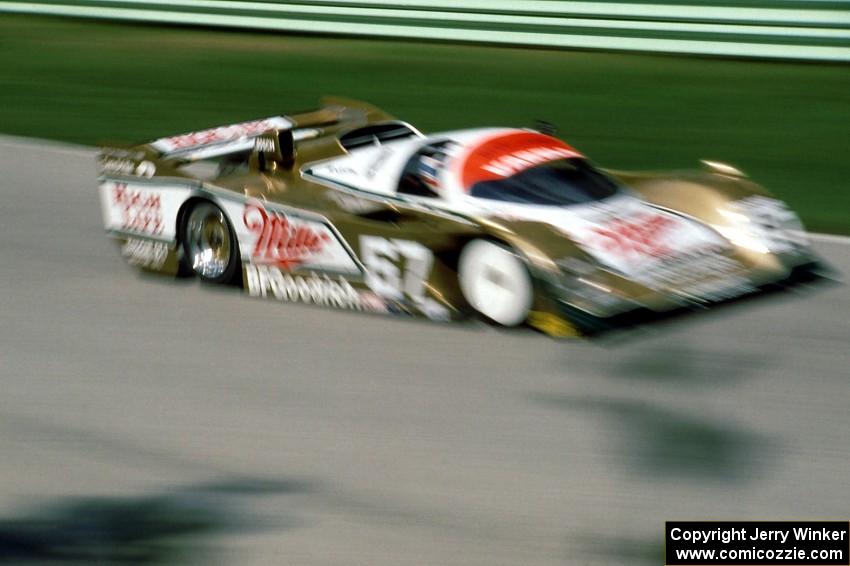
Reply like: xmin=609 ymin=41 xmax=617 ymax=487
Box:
xmin=468 ymin=158 xmax=620 ymax=206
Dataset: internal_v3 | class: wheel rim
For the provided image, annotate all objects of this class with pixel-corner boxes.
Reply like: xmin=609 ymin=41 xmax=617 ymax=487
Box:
xmin=185 ymin=203 xmax=233 ymax=280
xmin=460 ymin=241 xmax=532 ymax=326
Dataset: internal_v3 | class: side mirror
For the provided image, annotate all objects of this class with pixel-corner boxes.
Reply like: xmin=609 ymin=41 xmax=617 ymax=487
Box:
xmin=251 ymin=129 xmax=295 ymax=172
xmin=534 ymin=120 xmax=557 ymax=136
xmin=701 ymin=160 xmax=746 ymax=178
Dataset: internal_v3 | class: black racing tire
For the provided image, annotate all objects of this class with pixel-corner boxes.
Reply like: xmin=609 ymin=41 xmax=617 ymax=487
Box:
xmin=180 ymin=201 xmax=241 ymax=284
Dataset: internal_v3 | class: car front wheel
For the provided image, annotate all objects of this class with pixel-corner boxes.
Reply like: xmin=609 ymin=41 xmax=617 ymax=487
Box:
xmin=458 ymin=239 xmax=533 ymax=327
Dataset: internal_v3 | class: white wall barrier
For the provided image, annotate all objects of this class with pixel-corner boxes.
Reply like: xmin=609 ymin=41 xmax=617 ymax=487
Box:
xmin=2 ymin=0 xmax=849 ymax=61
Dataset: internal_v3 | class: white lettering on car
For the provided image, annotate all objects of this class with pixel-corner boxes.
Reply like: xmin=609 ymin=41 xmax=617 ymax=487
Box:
xmin=359 ymin=236 xmax=433 ymax=303
xmin=121 ymin=238 xmax=168 ymax=269
xmin=245 ymin=265 xmax=386 ymax=312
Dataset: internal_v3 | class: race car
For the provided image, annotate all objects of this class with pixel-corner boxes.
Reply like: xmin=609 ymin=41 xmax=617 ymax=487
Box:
xmin=97 ymin=97 xmax=830 ymax=337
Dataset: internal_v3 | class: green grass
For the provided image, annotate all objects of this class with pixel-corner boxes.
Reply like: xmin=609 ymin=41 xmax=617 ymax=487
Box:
xmin=1 ymin=15 xmax=848 ymax=233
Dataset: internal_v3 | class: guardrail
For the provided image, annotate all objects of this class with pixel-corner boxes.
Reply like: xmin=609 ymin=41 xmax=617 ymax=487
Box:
xmin=2 ymin=0 xmax=849 ymax=61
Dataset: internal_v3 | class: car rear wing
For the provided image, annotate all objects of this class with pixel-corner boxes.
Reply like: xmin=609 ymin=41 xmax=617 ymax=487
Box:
xmin=147 ymin=116 xmax=300 ymax=162
xmin=145 ymin=97 xmax=396 ymax=163
xmin=96 ymin=98 xmax=400 ymax=181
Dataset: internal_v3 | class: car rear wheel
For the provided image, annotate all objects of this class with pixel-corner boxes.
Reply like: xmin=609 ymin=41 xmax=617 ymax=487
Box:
xmin=458 ymin=240 xmax=533 ymax=327
xmin=182 ymin=201 xmax=240 ymax=284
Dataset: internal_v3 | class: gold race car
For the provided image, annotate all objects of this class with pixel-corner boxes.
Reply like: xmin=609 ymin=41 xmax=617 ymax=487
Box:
xmin=97 ymin=98 xmax=830 ymax=337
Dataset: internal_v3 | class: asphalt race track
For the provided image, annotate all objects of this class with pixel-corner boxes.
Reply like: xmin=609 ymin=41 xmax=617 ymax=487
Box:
xmin=1 ymin=135 xmax=848 ymax=565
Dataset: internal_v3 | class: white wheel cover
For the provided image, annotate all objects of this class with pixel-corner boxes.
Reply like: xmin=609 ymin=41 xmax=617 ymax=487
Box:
xmin=459 ymin=240 xmax=533 ymax=327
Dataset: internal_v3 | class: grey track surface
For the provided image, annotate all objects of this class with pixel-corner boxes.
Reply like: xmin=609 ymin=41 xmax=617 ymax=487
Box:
xmin=1 ymin=135 xmax=849 ymax=565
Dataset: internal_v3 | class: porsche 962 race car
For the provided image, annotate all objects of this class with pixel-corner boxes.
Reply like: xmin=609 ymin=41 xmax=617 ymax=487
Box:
xmin=98 ymin=98 xmax=829 ymax=337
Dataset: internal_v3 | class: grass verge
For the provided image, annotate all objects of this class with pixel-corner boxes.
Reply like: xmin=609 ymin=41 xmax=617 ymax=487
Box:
xmin=1 ymin=15 xmax=848 ymax=232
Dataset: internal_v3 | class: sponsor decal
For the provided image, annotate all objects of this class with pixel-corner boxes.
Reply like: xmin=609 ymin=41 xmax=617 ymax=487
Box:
xmin=359 ymin=236 xmax=449 ymax=320
xmin=244 ymin=264 xmax=451 ymax=320
xmin=461 ymin=131 xmax=582 ymax=189
xmin=587 ymin=212 xmax=676 ymax=258
xmin=243 ymin=202 xmax=332 ymax=270
xmin=112 ymin=183 xmax=163 ymax=236
xmin=545 ymin=197 xmax=728 ymax=281
xmin=151 ymin=117 xmax=292 ymax=154
xmin=360 ymin=236 xmax=433 ymax=302
xmin=245 ymin=265 xmax=385 ymax=312
xmin=121 ymin=238 xmax=168 ymax=269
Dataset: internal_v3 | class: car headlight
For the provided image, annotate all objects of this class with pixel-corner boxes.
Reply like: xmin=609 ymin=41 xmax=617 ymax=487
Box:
xmin=714 ymin=196 xmax=807 ymax=255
